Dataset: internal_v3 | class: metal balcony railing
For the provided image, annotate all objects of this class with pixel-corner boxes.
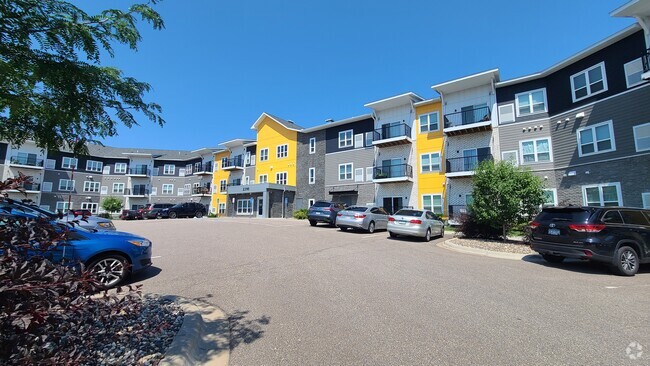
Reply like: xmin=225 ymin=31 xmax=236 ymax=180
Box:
xmin=223 ymin=156 xmax=244 ymax=169
xmin=10 ymin=155 xmax=44 ymax=167
xmin=20 ymin=183 xmax=41 ymax=191
xmin=373 ymin=123 xmax=412 ymax=141
xmin=444 ymin=106 xmax=491 ymax=128
xmin=128 ymin=166 xmax=150 ymax=175
xmin=124 ymin=187 xmax=149 ymax=195
xmin=227 ymin=182 xmax=241 ymax=187
xmin=192 ymin=185 xmax=211 ymax=195
xmin=643 ymin=48 xmax=650 ymax=73
xmin=373 ymin=164 xmax=413 ymax=179
xmin=195 ymin=161 xmax=213 ymax=173
xmin=446 ymin=154 xmax=493 ymax=173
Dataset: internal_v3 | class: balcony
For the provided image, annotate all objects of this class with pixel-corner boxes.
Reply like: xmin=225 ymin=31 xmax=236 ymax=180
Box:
xmin=372 ymin=123 xmax=412 ymax=147
xmin=448 ymin=205 xmax=469 ymax=225
xmin=194 ymin=162 xmax=213 ymax=175
xmin=6 ymin=182 xmax=41 ymax=193
xmin=222 ymin=156 xmax=244 ymax=171
xmin=446 ymin=154 xmax=493 ymax=178
xmin=9 ymin=155 xmax=44 ymax=169
xmin=643 ymin=48 xmax=650 ymax=81
xmin=126 ymin=166 xmax=150 ymax=177
xmin=123 ymin=187 xmax=149 ymax=197
xmin=443 ymin=106 xmax=492 ymax=136
xmin=373 ymin=164 xmax=413 ymax=183
xmin=192 ymin=185 xmax=211 ymax=196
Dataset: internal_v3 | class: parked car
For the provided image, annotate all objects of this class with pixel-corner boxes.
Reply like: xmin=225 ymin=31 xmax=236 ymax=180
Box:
xmin=308 ymin=201 xmax=346 ymax=227
xmin=0 ymin=210 xmax=152 ymax=288
xmin=71 ymin=209 xmax=93 ymax=217
xmin=158 ymin=202 xmax=206 ymax=219
xmin=529 ymin=206 xmax=650 ymax=276
xmin=120 ymin=209 xmax=140 ymax=220
xmin=336 ymin=206 xmax=389 ymax=233
xmin=4 ymin=201 xmax=116 ymax=231
xmin=138 ymin=203 xmax=174 ymax=219
xmin=387 ymin=209 xmax=445 ymax=242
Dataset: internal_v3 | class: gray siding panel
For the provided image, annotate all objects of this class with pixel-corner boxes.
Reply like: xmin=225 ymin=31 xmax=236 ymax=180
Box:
xmin=498 ymin=119 xmax=555 ymax=171
xmin=324 ymin=148 xmax=374 ymax=187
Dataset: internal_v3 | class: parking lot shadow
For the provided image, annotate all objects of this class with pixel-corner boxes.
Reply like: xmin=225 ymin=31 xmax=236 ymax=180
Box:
xmin=522 ymin=255 xmax=650 ymax=276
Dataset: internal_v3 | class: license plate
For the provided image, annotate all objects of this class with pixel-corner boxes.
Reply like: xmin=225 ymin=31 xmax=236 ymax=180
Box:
xmin=548 ymin=228 xmax=560 ymax=236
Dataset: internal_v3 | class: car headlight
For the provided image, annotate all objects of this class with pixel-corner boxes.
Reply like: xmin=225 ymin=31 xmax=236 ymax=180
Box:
xmin=128 ymin=239 xmax=151 ymax=247
xmin=98 ymin=222 xmax=114 ymax=228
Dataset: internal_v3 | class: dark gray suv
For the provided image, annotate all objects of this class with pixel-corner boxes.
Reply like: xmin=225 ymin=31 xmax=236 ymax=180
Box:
xmin=530 ymin=206 xmax=650 ymax=276
xmin=308 ymin=201 xmax=346 ymax=227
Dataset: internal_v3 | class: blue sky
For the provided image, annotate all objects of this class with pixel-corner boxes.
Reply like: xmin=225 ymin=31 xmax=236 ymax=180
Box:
xmin=73 ymin=0 xmax=634 ymax=150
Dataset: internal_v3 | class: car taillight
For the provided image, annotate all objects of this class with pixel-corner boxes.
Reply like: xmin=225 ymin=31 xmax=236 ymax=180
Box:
xmin=568 ymin=224 xmax=606 ymax=233
xmin=337 ymin=213 xmax=342 ymax=217
xmin=323 ymin=208 xmax=331 ymax=211
xmin=529 ymin=221 xmax=540 ymax=229
xmin=354 ymin=214 xmax=366 ymax=219
xmin=409 ymin=219 xmax=422 ymax=224
xmin=388 ymin=217 xmax=395 ymax=222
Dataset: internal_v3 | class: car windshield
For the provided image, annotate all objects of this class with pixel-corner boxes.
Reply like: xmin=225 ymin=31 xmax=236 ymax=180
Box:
xmin=394 ymin=209 xmax=423 ymax=217
xmin=345 ymin=207 xmax=368 ymax=212
xmin=171 ymin=204 xmax=183 ymax=208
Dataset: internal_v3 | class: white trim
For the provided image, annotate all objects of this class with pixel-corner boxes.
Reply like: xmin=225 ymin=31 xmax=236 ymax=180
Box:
xmin=162 ymin=184 xmax=174 ymax=195
xmin=309 ymin=137 xmax=316 ymax=154
xmin=83 ymin=181 xmax=100 ymax=193
xmin=542 ymin=188 xmax=558 ymax=207
xmin=308 ymin=199 xmax=315 ymax=208
xmin=85 ymin=160 xmax=103 ymax=172
xmin=163 ymin=164 xmax=175 ymax=175
xmin=276 ymin=144 xmax=288 ymax=159
xmin=576 ymin=120 xmax=616 ymax=157
xmin=58 ymin=179 xmax=75 ymax=191
xmin=236 ymin=199 xmax=253 ymax=215
xmin=259 ymin=148 xmax=269 ymax=161
xmin=275 ymin=171 xmax=288 ymax=185
xmin=418 ymin=111 xmax=440 ymax=133
xmin=323 ymin=146 xmax=374 ymax=157
xmin=338 ymin=129 xmax=353 ymax=148
xmin=581 ymin=182 xmax=623 ymax=206
xmin=366 ymin=167 xmax=373 ymax=181
xmin=420 ymin=152 xmax=442 ymax=173
xmin=338 ymin=163 xmax=353 ymax=181
xmin=114 ymin=162 xmax=127 ymax=174
xmin=354 ymin=168 xmax=364 ymax=182
xmin=623 ymin=57 xmax=645 ymax=88
xmin=501 ymin=150 xmax=519 ymax=166
xmin=112 ymin=182 xmax=125 ymax=194
xmin=633 ymin=122 xmax=650 ymax=152
xmin=61 ymin=157 xmax=78 ymax=170
xmin=570 ymin=62 xmax=608 ymax=103
xmin=519 ymin=137 xmax=553 ymax=164
xmin=498 ymin=104 xmax=516 ymax=123
xmin=421 ymin=194 xmax=444 ymax=215
xmin=309 ymin=167 xmax=316 ymax=184
xmin=514 ymin=88 xmax=548 ymax=117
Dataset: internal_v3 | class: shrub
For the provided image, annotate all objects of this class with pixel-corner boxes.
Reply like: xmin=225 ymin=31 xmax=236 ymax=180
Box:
xmin=97 ymin=212 xmax=111 ymax=219
xmin=207 ymin=212 xmax=217 ymax=218
xmin=458 ymin=213 xmax=503 ymax=240
xmin=101 ymin=196 xmax=123 ymax=213
xmin=293 ymin=208 xmax=308 ymax=220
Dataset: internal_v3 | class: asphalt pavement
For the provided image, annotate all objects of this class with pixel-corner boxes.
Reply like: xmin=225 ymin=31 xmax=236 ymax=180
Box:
xmin=116 ymin=218 xmax=650 ymax=366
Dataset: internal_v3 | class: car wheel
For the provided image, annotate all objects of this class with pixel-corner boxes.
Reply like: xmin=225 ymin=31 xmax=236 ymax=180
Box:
xmin=195 ymin=211 xmax=204 ymax=218
xmin=614 ymin=246 xmax=639 ymax=276
xmin=88 ymin=254 xmax=129 ymax=289
xmin=541 ymin=254 xmax=565 ymax=263
xmin=169 ymin=211 xmax=177 ymax=219
xmin=389 ymin=231 xmax=397 ymax=238
xmin=367 ymin=221 xmax=375 ymax=233
xmin=309 ymin=220 xmax=317 ymax=226
xmin=423 ymin=229 xmax=431 ymax=242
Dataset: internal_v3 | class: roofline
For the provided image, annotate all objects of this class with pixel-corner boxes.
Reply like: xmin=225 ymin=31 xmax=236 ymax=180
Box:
xmin=363 ymin=92 xmax=425 ymax=109
xmin=219 ymin=138 xmax=256 ymax=146
xmin=497 ymin=24 xmax=641 ymax=87
xmin=190 ymin=147 xmax=217 ymax=154
xmin=301 ymin=114 xmax=374 ymax=133
xmin=610 ymin=0 xmax=639 ymax=16
xmin=430 ymin=68 xmax=500 ymax=92
xmin=250 ymin=112 xmax=303 ymax=131
xmin=413 ymin=97 xmax=442 ymax=107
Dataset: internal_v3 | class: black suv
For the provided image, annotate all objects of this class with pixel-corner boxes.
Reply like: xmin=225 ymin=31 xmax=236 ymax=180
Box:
xmin=530 ymin=206 xmax=650 ymax=276
xmin=307 ymin=201 xmax=346 ymax=227
xmin=158 ymin=202 xmax=207 ymax=219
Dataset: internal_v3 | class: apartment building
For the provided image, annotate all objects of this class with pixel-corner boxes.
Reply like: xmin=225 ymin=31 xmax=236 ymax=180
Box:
xmin=0 ymin=140 xmax=46 ymax=204
xmin=414 ymin=98 xmax=446 ymax=216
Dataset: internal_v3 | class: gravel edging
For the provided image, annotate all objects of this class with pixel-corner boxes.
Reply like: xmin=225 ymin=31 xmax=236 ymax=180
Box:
xmin=438 ymin=238 xmax=537 ymax=261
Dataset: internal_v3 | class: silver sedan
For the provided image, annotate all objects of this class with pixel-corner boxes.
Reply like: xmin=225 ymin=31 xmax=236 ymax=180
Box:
xmin=336 ymin=206 xmax=389 ymax=233
xmin=387 ymin=209 xmax=444 ymax=242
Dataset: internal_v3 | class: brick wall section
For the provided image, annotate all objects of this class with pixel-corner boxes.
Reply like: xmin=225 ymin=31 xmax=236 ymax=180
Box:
xmin=296 ymin=130 xmax=326 ymax=209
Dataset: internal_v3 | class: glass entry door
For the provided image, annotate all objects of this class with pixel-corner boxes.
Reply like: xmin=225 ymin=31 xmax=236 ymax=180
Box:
xmin=257 ymin=197 xmax=264 ymax=217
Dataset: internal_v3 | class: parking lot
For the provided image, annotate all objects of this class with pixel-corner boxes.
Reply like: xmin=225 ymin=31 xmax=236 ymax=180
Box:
xmin=116 ymin=218 xmax=650 ymax=365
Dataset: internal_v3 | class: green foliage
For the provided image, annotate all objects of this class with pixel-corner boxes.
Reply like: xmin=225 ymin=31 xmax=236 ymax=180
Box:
xmin=0 ymin=0 xmax=165 ymax=154
xmin=207 ymin=212 xmax=217 ymax=218
xmin=101 ymin=196 xmax=123 ymax=213
xmin=293 ymin=208 xmax=308 ymax=220
xmin=97 ymin=212 xmax=111 ymax=219
xmin=458 ymin=213 xmax=504 ymax=240
xmin=470 ymin=160 xmax=545 ymax=239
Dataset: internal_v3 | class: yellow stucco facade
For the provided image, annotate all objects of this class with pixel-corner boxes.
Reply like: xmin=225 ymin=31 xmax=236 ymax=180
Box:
xmin=211 ymin=150 xmax=231 ymax=214
xmin=253 ymin=116 xmax=298 ymax=186
xmin=415 ymin=100 xmax=446 ymax=216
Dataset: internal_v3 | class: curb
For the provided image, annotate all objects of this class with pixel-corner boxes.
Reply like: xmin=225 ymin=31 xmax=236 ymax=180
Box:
xmin=159 ymin=295 xmax=230 ymax=366
xmin=437 ymin=239 xmax=532 ymax=261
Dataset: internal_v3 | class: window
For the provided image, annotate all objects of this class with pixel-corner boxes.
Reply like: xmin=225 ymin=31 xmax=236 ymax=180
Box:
xmin=365 ymin=132 xmax=373 ymax=147
xmin=366 ymin=167 xmax=373 ymax=181
xmin=354 ymin=168 xmax=364 ymax=182
xmin=276 ymin=144 xmax=288 ymax=158
xmin=339 ymin=130 xmax=353 ymax=148
xmin=56 ymin=202 xmax=71 ymax=212
xmin=577 ymin=121 xmax=615 ymax=156
xmin=219 ymin=180 xmax=227 ymax=192
xmin=41 ymin=182 xmax=53 ymax=192
xmin=44 ymin=159 xmax=56 ymax=169
xmin=83 ymin=181 xmax=100 ymax=193
xmin=163 ymin=164 xmax=175 ymax=175
xmin=221 ymin=157 xmax=228 ymax=168
xmin=624 ymin=58 xmax=645 ymax=88
xmin=86 ymin=160 xmax=103 ymax=172
xmin=218 ymin=203 xmax=226 ymax=214
xmin=582 ymin=183 xmax=622 ymax=207
xmin=419 ymin=112 xmax=440 ymax=133
xmin=570 ymin=62 xmax=608 ymax=102
xmin=643 ymin=193 xmax=650 ymax=209
xmin=259 ymin=174 xmax=268 ymax=184
xmin=520 ymin=138 xmax=551 ymax=163
xmin=276 ymin=172 xmax=287 ymax=185
xmin=498 ymin=104 xmax=515 ymax=123
xmin=309 ymin=137 xmax=316 ymax=154
xmin=236 ymin=199 xmax=253 ymax=215
xmin=308 ymin=199 xmax=315 ymax=208
xmin=309 ymin=168 xmax=315 ymax=184
xmin=422 ymin=194 xmax=443 ymax=215
xmin=177 ymin=188 xmax=184 ymax=196
xmin=80 ymin=202 xmax=98 ymax=214
xmin=260 ymin=148 xmax=269 ymax=161
xmin=245 ymin=152 xmax=251 ymax=165
xmin=114 ymin=163 xmax=127 ymax=174
xmin=501 ymin=151 xmax=519 ymax=166
xmin=112 ymin=183 xmax=125 ymax=194
xmin=633 ymin=122 xmax=650 ymax=152
xmin=354 ymin=134 xmax=364 ymax=148
xmin=515 ymin=89 xmax=547 ymax=116
xmin=58 ymin=179 xmax=75 ymax=191
xmin=420 ymin=153 xmax=441 ymax=173
xmin=542 ymin=189 xmax=557 ymax=207
xmin=184 ymin=184 xmax=191 ymax=194
xmin=162 ymin=184 xmax=173 ymax=195
xmin=186 ymin=163 xmax=193 ymax=174
xmin=62 ymin=157 xmax=78 ymax=170
xmin=150 ymin=187 xmax=157 ymax=195
xmin=339 ymin=163 xmax=353 ymax=180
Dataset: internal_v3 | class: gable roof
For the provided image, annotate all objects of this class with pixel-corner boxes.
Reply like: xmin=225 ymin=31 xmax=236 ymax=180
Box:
xmin=250 ymin=112 xmax=304 ymax=131
xmin=364 ymin=92 xmax=425 ymax=110
xmin=431 ymin=69 xmax=500 ymax=94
